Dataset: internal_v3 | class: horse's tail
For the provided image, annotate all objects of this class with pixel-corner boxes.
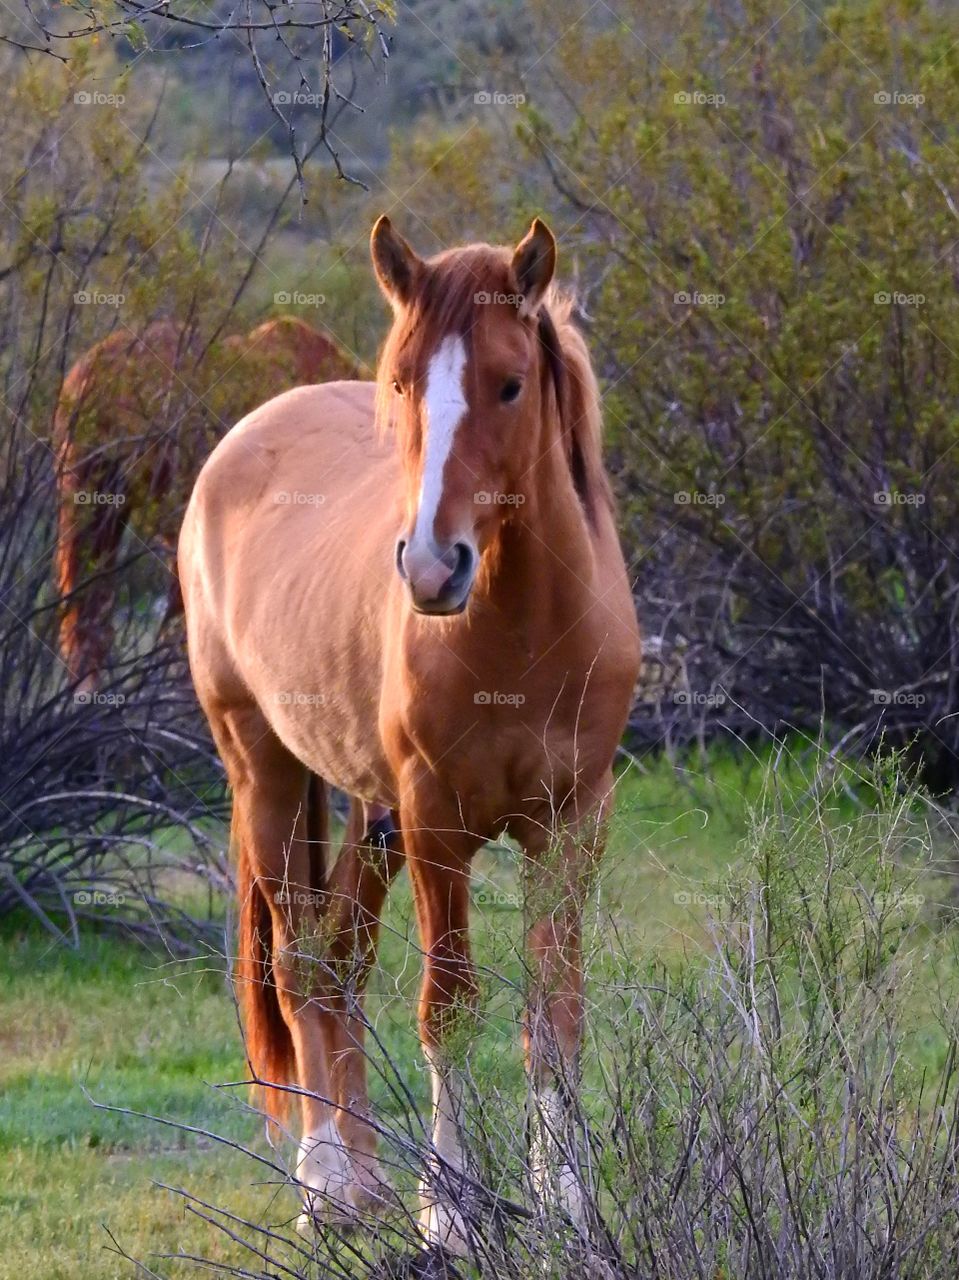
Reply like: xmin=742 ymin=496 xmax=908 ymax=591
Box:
xmin=236 ymin=772 xmax=329 ymax=1121
xmin=52 ymin=373 xmax=122 ymax=688
xmin=52 ymin=391 xmax=81 ymax=672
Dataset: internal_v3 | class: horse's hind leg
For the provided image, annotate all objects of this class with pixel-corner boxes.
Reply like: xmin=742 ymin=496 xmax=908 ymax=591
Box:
xmin=214 ymin=702 xmax=366 ymax=1222
xmin=55 ymin=445 xmax=125 ymax=691
xmin=320 ymin=801 xmax=404 ymax=1207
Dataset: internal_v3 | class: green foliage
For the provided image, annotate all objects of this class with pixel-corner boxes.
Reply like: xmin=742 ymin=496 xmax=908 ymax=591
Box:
xmin=385 ymin=0 xmax=959 ymax=783
xmin=571 ymin=0 xmax=959 ymax=777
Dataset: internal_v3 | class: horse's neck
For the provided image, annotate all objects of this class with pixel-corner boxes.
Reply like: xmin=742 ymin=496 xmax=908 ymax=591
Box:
xmin=483 ymin=438 xmax=598 ymax=631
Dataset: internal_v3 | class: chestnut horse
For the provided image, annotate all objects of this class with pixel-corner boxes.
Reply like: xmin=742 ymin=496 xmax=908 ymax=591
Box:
xmin=179 ymin=218 xmax=640 ymax=1252
xmin=54 ymin=315 xmax=357 ymax=688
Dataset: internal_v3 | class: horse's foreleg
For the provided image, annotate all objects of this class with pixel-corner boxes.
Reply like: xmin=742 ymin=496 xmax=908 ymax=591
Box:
xmin=523 ymin=783 xmax=612 ymax=1230
xmin=402 ymin=809 xmax=480 ymax=1254
xmin=319 ymin=801 xmax=404 ymax=1209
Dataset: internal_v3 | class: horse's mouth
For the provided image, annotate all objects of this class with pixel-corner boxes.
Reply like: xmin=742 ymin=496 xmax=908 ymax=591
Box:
xmin=411 ymin=594 xmax=469 ymax=618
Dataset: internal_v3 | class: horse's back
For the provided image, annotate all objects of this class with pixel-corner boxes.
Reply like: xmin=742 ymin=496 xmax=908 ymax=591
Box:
xmin=190 ymin=379 xmax=387 ymax=509
xmin=228 ymin=316 xmax=359 ymax=386
xmin=54 ymin=319 xmax=192 ymax=448
xmin=179 ymin=379 xmax=400 ymax=797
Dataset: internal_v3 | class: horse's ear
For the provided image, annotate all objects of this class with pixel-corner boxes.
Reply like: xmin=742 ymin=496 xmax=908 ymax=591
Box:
xmin=371 ymin=215 xmax=420 ymax=309
xmin=511 ymin=218 xmax=556 ymax=317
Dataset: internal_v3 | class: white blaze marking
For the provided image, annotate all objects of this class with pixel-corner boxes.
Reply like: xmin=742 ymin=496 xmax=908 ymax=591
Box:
xmin=413 ymin=334 xmax=468 ymax=549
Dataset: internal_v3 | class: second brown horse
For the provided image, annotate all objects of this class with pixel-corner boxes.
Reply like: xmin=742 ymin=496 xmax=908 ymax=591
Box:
xmin=54 ymin=315 xmax=357 ymax=687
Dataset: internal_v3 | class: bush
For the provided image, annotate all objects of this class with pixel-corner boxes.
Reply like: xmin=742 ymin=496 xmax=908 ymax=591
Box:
xmin=0 ymin=47 xmax=281 ymax=946
xmin=120 ymin=752 xmax=959 ymax=1277
xmin=384 ymin=0 xmax=959 ymax=787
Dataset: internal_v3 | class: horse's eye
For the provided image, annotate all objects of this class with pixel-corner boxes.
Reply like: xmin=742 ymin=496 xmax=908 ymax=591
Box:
xmin=392 ymin=378 xmax=405 ymax=396
xmin=501 ymin=378 xmax=522 ymax=403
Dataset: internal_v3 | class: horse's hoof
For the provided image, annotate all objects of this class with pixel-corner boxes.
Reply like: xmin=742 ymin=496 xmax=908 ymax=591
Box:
xmin=411 ymin=1246 xmax=466 ymax=1280
xmin=368 ymin=1245 xmax=466 ymax=1280
xmin=353 ymin=1176 xmax=403 ymax=1219
xmin=295 ymin=1201 xmax=360 ymax=1234
xmin=296 ymin=1121 xmax=400 ymax=1229
xmin=418 ymin=1191 xmax=475 ymax=1258
xmin=296 ymin=1173 xmax=399 ymax=1235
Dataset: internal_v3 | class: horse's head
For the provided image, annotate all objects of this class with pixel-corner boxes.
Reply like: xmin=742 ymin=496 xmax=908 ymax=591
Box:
xmin=371 ymin=216 xmax=559 ymax=615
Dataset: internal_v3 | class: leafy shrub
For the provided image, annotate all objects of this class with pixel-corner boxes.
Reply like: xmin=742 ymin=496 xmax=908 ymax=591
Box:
xmin=124 ymin=753 xmax=959 ymax=1278
xmin=385 ymin=0 xmax=959 ymax=786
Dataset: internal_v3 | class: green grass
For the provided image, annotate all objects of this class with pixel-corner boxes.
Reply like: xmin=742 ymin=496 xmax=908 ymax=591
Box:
xmin=2 ymin=744 xmax=956 ymax=1278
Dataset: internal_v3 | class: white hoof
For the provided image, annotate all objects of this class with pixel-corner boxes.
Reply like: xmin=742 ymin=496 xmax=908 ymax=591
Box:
xmin=531 ymin=1157 xmax=587 ymax=1229
xmin=418 ymin=1182 xmax=474 ymax=1256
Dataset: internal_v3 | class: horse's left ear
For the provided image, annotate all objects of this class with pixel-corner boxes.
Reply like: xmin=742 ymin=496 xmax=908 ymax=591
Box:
xmin=511 ymin=218 xmax=557 ymax=317
xmin=371 ymin=215 xmax=421 ymax=309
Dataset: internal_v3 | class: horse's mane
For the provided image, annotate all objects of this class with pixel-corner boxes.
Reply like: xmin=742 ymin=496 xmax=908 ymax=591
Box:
xmin=537 ymin=287 xmax=613 ymax=520
xmin=374 ymin=244 xmax=613 ymax=521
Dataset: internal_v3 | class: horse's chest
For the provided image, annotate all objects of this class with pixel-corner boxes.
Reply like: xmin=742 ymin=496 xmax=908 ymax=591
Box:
xmin=407 ymin=683 xmax=606 ymax=827
xmin=392 ymin=602 xmax=636 ymax=829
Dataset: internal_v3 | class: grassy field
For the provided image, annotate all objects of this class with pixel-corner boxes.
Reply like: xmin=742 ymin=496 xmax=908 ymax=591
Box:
xmin=2 ymin=747 xmax=956 ymax=1278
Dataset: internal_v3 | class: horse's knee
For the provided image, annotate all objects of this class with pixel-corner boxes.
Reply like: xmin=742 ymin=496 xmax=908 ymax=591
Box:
xmin=418 ymin=951 xmax=478 ymax=1051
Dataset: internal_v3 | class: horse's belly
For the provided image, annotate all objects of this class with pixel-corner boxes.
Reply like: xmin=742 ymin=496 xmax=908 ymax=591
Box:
xmin=234 ymin=505 xmax=400 ymax=804
xmin=268 ymin=693 xmax=397 ymax=806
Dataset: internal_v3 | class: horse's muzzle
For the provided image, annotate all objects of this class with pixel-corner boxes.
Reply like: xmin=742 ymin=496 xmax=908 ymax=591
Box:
xmin=396 ymin=537 xmax=476 ymax=615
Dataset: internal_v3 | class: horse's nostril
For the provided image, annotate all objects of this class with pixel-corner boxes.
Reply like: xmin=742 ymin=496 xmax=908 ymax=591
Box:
xmin=399 ymin=537 xmax=476 ymax=607
xmin=449 ymin=542 xmax=475 ymax=590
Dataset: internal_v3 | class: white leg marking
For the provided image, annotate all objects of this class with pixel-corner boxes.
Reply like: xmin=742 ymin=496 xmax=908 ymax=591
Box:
xmin=530 ymin=1087 xmax=587 ymax=1228
xmin=295 ymin=1118 xmax=357 ymax=1227
xmin=413 ymin=333 xmax=468 ymax=549
xmin=419 ymin=1050 xmax=473 ymax=1255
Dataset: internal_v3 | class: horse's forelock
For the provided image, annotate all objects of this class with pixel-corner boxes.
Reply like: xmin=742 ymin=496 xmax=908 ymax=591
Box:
xmin=375 ymin=245 xmax=511 ymax=434
xmin=374 ymin=247 xmax=611 ymax=520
